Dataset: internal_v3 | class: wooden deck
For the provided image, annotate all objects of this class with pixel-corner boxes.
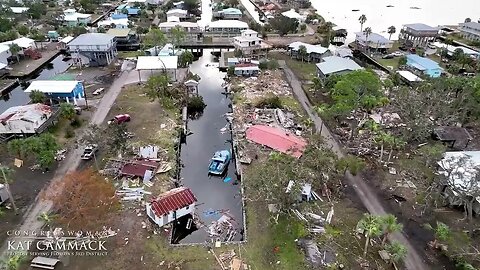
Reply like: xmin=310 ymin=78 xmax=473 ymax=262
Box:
xmin=8 ymin=43 xmax=61 ymax=78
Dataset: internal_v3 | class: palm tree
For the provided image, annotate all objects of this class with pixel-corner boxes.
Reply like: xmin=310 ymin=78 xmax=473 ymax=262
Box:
xmin=358 ymin=14 xmax=367 ymax=32
xmin=363 ymin=27 xmax=372 ymax=52
xmin=29 ymin=90 xmax=46 ymax=104
xmin=444 ymin=37 xmax=454 ymax=51
xmin=0 ymin=166 xmax=17 ymax=214
xmin=375 ymin=132 xmax=394 ymax=162
xmin=387 ymin=26 xmax=396 ymax=40
xmin=297 ymin=45 xmax=308 ymax=62
xmin=385 ymin=241 xmax=408 ymax=264
xmin=381 ymin=214 xmax=403 ymax=245
xmin=357 ymin=213 xmax=383 ymax=257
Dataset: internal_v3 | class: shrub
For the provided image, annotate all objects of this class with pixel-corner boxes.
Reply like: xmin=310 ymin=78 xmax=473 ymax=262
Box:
xmin=255 ymin=95 xmax=283 ymax=109
xmin=187 ymin=96 xmax=207 ymax=115
xmin=65 ymin=127 xmax=75 ymax=138
xmin=70 ymin=117 xmax=82 ymax=128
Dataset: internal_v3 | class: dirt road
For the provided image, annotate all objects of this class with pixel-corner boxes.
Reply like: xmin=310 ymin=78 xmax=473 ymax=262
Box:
xmin=280 ymin=61 xmax=429 ymax=270
xmin=0 ymin=62 xmax=136 ymax=259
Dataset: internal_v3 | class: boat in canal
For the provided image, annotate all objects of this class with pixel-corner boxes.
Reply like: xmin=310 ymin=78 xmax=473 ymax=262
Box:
xmin=208 ymin=150 xmax=231 ymax=175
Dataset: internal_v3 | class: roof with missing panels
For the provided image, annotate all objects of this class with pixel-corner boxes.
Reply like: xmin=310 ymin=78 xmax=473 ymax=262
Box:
xmin=68 ymin=33 xmax=115 ymax=46
xmin=150 ymin=187 xmax=197 ymax=216
xmin=246 ymin=125 xmax=307 ymax=158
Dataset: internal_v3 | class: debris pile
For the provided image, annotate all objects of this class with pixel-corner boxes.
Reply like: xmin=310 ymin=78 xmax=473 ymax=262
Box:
xmin=207 ymin=214 xmax=237 ymax=242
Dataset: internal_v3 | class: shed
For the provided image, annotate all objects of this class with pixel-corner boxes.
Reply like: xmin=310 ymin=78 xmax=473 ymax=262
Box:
xmin=316 ymin=56 xmax=363 ymax=79
xmin=246 ymin=125 xmax=307 ymax=158
xmin=397 ymin=70 xmax=423 ymax=83
xmin=120 ymin=159 xmax=160 ymax=178
xmin=234 ymin=63 xmax=260 ymax=76
xmin=146 ymin=187 xmax=197 ymax=227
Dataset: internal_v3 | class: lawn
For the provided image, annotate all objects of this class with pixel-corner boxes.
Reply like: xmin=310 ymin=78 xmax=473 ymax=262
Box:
xmin=377 ymin=57 xmax=400 ymax=70
xmin=269 ymin=51 xmax=317 ymax=81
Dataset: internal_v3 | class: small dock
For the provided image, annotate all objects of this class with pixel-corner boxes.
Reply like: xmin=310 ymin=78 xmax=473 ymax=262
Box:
xmin=0 ymin=79 xmax=19 ymax=96
xmin=7 ymin=43 xmax=61 ymax=79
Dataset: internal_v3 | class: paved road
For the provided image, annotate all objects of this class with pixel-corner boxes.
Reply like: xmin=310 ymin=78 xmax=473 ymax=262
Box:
xmin=280 ymin=61 xmax=428 ymax=270
xmin=0 ymin=65 xmax=135 ymax=259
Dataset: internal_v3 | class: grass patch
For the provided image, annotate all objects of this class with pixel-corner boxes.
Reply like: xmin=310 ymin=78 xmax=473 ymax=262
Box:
xmin=269 ymin=52 xmax=317 ymax=81
xmin=117 ymin=51 xmax=145 ymax=59
xmin=377 ymin=57 xmax=400 ymax=70
xmin=279 ymin=96 xmax=303 ymax=114
xmin=272 ymin=215 xmax=308 ymax=269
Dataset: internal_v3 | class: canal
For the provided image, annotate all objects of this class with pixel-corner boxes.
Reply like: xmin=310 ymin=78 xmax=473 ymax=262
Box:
xmin=173 ymin=50 xmax=244 ymax=244
xmin=0 ymin=55 xmax=72 ymax=112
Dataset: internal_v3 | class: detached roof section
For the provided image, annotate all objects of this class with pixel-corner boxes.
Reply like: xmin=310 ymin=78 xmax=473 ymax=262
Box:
xmin=25 ymin=80 xmax=81 ymax=94
xmin=0 ymin=104 xmax=52 ymax=124
xmin=438 ymin=151 xmax=480 ymax=198
xmin=121 ymin=159 xmax=160 ymax=178
xmin=246 ymin=125 xmax=307 ymax=158
xmin=397 ymin=70 xmax=423 ymax=82
xmin=150 ymin=187 xmax=197 ymax=216
xmin=136 ymin=56 xmax=178 ymax=70
xmin=288 ymin=41 xmax=329 ymax=55
xmin=316 ymin=56 xmax=363 ymax=75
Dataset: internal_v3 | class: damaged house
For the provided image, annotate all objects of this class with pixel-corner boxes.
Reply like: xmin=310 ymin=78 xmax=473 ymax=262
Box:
xmin=438 ymin=151 xmax=480 ymax=215
xmin=146 ymin=187 xmax=197 ymax=228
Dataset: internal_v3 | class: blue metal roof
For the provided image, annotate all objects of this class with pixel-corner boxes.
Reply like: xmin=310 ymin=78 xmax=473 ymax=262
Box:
xmin=406 ymin=54 xmax=441 ymax=70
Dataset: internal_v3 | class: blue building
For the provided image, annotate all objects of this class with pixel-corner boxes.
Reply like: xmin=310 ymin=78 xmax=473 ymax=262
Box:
xmin=25 ymin=80 xmax=85 ymax=105
xmin=111 ymin=13 xmax=128 ymax=20
xmin=116 ymin=4 xmax=141 ymax=16
xmin=406 ymin=54 xmax=443 ymax=78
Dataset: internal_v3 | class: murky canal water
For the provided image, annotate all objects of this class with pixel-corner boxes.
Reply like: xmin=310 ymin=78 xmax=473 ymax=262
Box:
xmin=173 ymin=50 xmax=244 ymax=244
xmin=0 ymin=55 xmax=72 ymax=112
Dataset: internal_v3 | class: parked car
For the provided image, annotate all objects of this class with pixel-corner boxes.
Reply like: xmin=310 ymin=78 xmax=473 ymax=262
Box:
xmin=391 ymin=51 xmax=404 ymax=57
xmin=108 ymin=114 xmax=131 ymax=124
xmin=81 ymin=144 xmax=98 ymax=160
xmin=427 ymin=43 xmax=436 ymax=49
xmin=382 ymin=54 xmax=394 ymax=59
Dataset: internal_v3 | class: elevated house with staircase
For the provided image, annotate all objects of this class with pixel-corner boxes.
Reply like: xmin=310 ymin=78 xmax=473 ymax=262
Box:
xmin=68 ymin=33 xmax=117 ymax=67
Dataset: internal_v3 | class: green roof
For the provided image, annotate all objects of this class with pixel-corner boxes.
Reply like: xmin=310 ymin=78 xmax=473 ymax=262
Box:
xmin=106 ymin=28 xmax=133 ymax=37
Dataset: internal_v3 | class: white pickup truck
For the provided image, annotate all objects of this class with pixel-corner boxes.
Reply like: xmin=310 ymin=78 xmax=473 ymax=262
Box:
xmin=81 ymin=144 xmax=98 ymax=160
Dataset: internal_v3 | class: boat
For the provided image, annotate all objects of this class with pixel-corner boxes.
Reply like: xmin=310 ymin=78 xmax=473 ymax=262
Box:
xmin=208 ymin=150 xmax=231 ymax=175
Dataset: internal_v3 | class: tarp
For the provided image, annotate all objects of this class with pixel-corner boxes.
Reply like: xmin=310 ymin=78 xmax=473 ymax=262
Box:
xmin=246 ymin=125 xmax=307 ymax=158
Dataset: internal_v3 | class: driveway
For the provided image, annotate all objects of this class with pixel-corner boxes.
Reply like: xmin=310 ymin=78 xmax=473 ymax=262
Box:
xmin=280 ymin=61 xmax=428 ymax=270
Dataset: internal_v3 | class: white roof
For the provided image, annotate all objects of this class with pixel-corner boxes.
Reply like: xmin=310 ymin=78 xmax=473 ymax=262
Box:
xmin=0 ymin=104 xmax=52 ymax=123
xmin=316 ymin=56 xmax=363 ymax=75
xmin=0 ymin=62 xmax=7 ymax=69
xmin=289 ymin=41 xmax=329 ymax=55
xmin=439 ymin=151 xmax=480 ymax=199
xmin=98 ymin=18 xmax=130 ymax=27
xmin=64 ymin=12 xmax=91 ymax=21
xmin=127 ymin=0 xmax=146 ymax=3
xmin=167 ymin=15 xmax=180 ymax=22
xmin=10 ymin=7 xmax=29 ymax=14
xmin=59 ymin=36 xmax=74 ymax=44
xmin=397 ymin=70 xmax=423 ymax=82
xmin=1 ymin=37 xmax=35 ymax=49
xmin=208 ymin=20 xmax=248 ymax=29
xmin=235 ymin=65 xmax=260 ymax=71
xmin=167 ymin=8 xmax=187 ymax=15
xmin=159 ymin=21 xmax=198 ymax=28
xmin=0 ymin=44 xmax=9 ymax=54
xmin=281 ymin=9 xmax=303 ymax=20
xmin=25 ymin=80 xmax=81 ymax=94
xmin=136 ymin=56 xmax=178 ymax=70
xmin=242 ymin=29 xmax=258 ymax=35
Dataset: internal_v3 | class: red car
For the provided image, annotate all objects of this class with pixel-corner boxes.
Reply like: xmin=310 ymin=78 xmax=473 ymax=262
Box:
xmin=109 ymin=114 xmax=131 ymax=124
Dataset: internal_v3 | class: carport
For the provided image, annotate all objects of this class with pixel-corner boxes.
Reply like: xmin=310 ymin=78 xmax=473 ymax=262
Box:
xmin=136 ymin=56 xmax=178 ymax=82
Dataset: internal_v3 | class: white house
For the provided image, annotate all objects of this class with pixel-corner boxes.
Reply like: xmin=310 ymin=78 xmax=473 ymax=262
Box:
xmin=459 ymin=22 xmax=480 ymax=42
xmin=97 ymin=18 xmax=130 ymax=29
xmin=0 ymin=104 xmax=54 ymax=135
xmin=281 ymin=9 xmax=304 ymax=22
xmin=1 ymin=37 xmax=36 ymax=50
xmin=355 ymin=32 xmax=393 ymax=51
xmin=233 ymin=30 xmax=268 ymax=57
xmin=10 ymin=7 xmax=29 ymax=14
xmin=146 ymin=187 xmax=197 ymax=228
xmin=63 ymin=8 xmax=92 ymax=27
xmin=288 ymin=41 xmax=331 ymax=62
xmin=158 ymin=21 xmax=200 ymax=33
xmin=166 ymin=8 xmax=188 ymax=19
xmin=208 ymin=20 xmax=248 ymax=35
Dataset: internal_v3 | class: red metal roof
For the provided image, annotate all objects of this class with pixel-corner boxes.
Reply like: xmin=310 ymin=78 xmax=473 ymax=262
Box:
xmin=120 ymin=159 xmax=159 ymax=178
xmin=246 ymin=125 xmax=307 ymax=158
xmin=150 ymin=187 xmax=197 ymax=216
